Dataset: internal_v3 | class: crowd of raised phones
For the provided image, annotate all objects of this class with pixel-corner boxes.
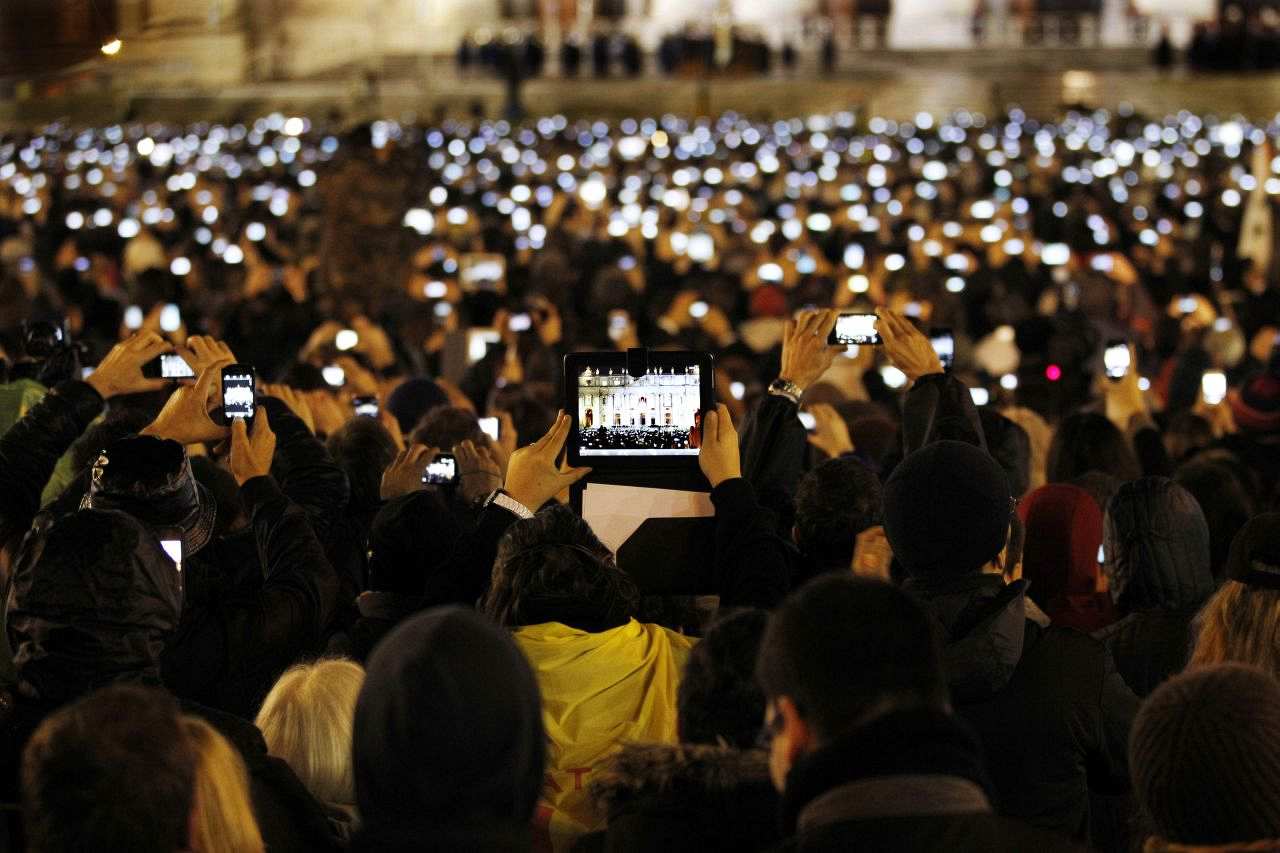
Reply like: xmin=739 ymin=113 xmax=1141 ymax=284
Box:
xmin=0 ymin=104 xmax=1277 ymax=852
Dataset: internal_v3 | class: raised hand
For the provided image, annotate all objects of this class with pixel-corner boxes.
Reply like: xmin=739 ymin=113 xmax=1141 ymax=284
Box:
xmin=380 ymin=444 xmax=436 ymax=501
xmin=876 ymin=309 xmax=943 ymax=385
xmin=140 ymin=364 xmax=229 ymax=445
xmin=503 ymin=412 xmax=591 ymax=511
xmin=86 ymin=332 xmax=171 ymax=399
xmin=779 ymin=308 xmax=841 ymax=393
xmin=698 ymin=403 xmax=742 ymax=488
xmin=229 ymin=411 xmax=276 ymax=486
xmin=806 ymin=403 xmax=854 ymax=459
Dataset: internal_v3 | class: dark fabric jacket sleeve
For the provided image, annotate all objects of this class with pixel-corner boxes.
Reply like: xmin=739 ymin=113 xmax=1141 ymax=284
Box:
xmin=901 ymin=372 xmax=987 ymax=454
xmin=207 ymin=476 xmax=339 ymax=696
xmin=430 ymin=503 xmax=521 ymax=606
xmin=709 ymin=477 xmax=791 ymax=610
xmin=737 ymin=393 xmax=807 ymax=535
xmin=260 ymin=395 xmax=349 ymax=542
xmin=0 ymin=380 xmax=102 ymax=550
xmin=1085 ymin=651 xmax=1141 ymax=794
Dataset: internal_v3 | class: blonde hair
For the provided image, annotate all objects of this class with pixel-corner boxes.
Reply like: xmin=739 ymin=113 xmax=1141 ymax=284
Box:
xmin=255 ymin=659 xmax=365 ymax=805
xmin=181 ymin=716 xmax=265 ymax=853
xmin=1191 ymin=581 xmax=1280 ymax=679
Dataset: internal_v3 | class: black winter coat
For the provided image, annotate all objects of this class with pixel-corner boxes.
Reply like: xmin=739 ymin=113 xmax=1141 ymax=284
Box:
xmin=1095 ymin=476 xmax=1216 ymax=698
xmin=0 ymin=383 xmax=346 ymax=719
xmin=904 ymin=574 xmax=1138 ymax=842
xmin=772 ymin=708 xmax=1084 ymax=853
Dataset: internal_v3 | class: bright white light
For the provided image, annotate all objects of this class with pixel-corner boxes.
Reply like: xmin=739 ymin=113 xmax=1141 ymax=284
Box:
xmin=117 ymin=218 xmax=140 ymax=239
xmin=980 ymin=224 xmax=1002 ymax=243
xmin=322 ymin=365 xmax=346 ymax=387
xmin=729 ymin=381 xmax=745 ymax=400
xmin=65 ymin=211 xmax=84 ymax=230
xmin=946 ymin=276 xmax=966 ymax=293
xmin=170 ymin=257 xmax=192 ymax=276
xmin=922 ymin=161 xmax=947 ymax=181
xmin=687 ymin=233 xmax=715 ymax=263
xmin=885 ymin=253 xmax=905 ymax=272
xmin=297 ymin=169 xmax=316 ymax=187
xmin=1000 ymin=373 xmax=1019 ymax=390
xmin=1218 ymin=121 xmax=1245 ymax=147
xmin=100 ymin=38 xmax=122 ymax=56
xmin=92 ymin=208 xmax=113 ymax=227
xmin=423 ymin=280 xmax=447 ymax=298
xmin=335 ymin=329 xmax=359 ymax=351
xmin=159 ymin=304 xmax=181 ymax=333
xmin=880 ymin=365 xmax=908 ymax=389
xmin=282 ymin=116 xmax=305 ymax=136
xmin=404 ymin=208 xmax=434 ymax=235
xmin=579 ymin=176 xmax=608 ymax=208
xmin=970 ymin=200 xmax=996 ymax=219
xmin=223 ymin=245 xmax=244 ymax=264
xmin=1041 ymin=243 xmax=1070 ymax=266
xmin=970 ymin=387 xmax=990 ymax=406
xmin=758 ymin=263 xmax=783 ymax=282
xmin=1138 ymin=377 xmax=1151 ymax=391
xmin=446 ymin=207 xmax=468 ymax=225
xmin=806 ymin=212 xmax=832 ymax=232
xmin=843 ymin=244 xmax=865 ymax=269
xmin=245 ymin=222 xmax=266 ymax=241
xmin=847 ymin=274 xmax=870 ymax=293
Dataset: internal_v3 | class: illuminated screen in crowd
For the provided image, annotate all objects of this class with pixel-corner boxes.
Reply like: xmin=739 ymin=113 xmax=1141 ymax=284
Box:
xmin=576 ymin=364 xmax=702 ymax=456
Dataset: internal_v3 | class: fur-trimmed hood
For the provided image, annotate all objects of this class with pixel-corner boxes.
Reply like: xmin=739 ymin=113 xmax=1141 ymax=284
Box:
xmin=589 ymin=742 xmax=771 ymax=814
xmin=581 ymin=742 xmax=781 ymax=852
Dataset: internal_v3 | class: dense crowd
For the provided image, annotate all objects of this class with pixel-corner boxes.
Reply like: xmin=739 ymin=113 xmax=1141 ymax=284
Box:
xmin=0 ymin=103 xmax=1277 ymax=852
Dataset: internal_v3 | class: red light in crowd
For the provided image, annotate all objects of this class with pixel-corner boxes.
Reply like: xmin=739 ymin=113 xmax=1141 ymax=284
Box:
xmin=1045 ymin=364 xmax=1062 ymax=382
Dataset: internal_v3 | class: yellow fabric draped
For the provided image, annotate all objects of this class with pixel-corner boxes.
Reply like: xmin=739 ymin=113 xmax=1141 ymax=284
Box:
xmin=515 ymin=619 xmax=696 ymax=853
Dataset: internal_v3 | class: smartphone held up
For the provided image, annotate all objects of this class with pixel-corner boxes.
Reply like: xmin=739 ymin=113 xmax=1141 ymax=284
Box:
xmin=221 ymin=365 xmax=256 ymax=425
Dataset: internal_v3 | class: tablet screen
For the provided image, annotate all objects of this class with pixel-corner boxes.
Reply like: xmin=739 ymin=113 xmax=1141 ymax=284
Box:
xmin=576 ymin=363 xmax=703 ymax=457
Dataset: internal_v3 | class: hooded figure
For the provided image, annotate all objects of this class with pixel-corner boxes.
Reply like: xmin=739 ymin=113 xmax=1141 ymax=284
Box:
xmin=329 ymin=490 xmax=465 ymax=663
xmin=8 ymin=509 xmax=182 ymax=705
xmin=884 ymin=441 xmax=1138 ymax=843
xmin=1018 ymin=484 xmax=1117 ymax=634
xmin=1095 ymin=477 xmax=1215 ymax=698
xmin=79 ymin=435 xmax=217 ymax=557
xmin=350 ymin=607 xmax=545 ymax=852
xmin=0 ymin=509 xmax=182 ymax=800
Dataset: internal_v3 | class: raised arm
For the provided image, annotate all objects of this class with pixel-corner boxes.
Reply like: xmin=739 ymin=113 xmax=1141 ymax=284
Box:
xmin=738 ymin=309 xmax=841 ymax=531
xmin=879 ymin=310 xmax=985 ymax=453
xmin=701 ymin=403 xmax=791 ymax=610
xmin=0 ymin=333 xmax=169 ymax=552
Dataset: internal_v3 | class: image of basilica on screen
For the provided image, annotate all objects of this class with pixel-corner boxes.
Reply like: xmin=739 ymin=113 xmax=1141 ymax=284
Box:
xmin=577 ymin=365 xmax=702 ymax=455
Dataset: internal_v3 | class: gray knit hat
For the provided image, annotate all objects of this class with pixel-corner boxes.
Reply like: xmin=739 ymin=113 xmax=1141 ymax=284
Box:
xmin=1130 ymin=664 xmax=1280 ymax=846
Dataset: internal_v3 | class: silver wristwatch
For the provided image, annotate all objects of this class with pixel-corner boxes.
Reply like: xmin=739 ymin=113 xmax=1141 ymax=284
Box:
xmin=767 ymin=377 xmax=803 ymax=405
xmin=485 ymin=489 xmax=535 ymax=519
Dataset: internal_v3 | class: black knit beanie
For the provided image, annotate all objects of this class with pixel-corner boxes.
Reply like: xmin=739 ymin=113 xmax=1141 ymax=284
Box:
xmin=882 ymin=440 xmax=1012 ymax=576
xmin=1130 ymin=663 xmax=1280 ymax=846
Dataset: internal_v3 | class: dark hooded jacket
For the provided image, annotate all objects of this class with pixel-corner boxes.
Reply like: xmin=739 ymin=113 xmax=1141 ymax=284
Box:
xmin=350 ymin=607 xmax=545 ymax=852
xmin=771 ymin=708 xmax=1084 ymax=853
xmin=0 ymin=383 xmax=346 ymax=718
xmin=327 ymin=490 xmax=466 ymax=664
xmin=1094 ymin=477 xmax=1216 ymax=698
xmin=903 ymin=573 xmax=1138 ymax=842
xmin=0 ymin=509 xmax=336 ymax=852
xmin=575 ymin=743 xmax=780 ymax=853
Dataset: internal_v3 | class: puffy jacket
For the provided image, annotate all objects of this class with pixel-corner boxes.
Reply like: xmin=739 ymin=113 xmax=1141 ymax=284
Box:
xmin=1095 ymin=477 xmax=1216 ymax=697
xmin=0 ymin=379 xmax=104 ymax=555
xmin=904 ymin=573 xmax=1138 ymax=842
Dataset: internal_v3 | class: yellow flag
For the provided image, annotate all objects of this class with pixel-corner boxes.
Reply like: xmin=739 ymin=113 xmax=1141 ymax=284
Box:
xmin=515 ymin=619 xmax=696 ymax=852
